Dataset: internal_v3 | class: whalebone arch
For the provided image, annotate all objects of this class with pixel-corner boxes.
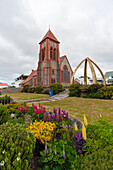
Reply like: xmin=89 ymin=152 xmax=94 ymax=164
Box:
xmin=71 ymin=57 xmax=106 ymax=86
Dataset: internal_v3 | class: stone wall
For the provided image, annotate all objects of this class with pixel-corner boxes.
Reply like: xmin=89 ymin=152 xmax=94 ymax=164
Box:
xmin=1 ymin=87 xmax=22 ymax=93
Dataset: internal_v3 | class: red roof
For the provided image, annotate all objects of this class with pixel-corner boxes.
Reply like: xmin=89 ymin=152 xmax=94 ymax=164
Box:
xmin=20 ymin=70 xmax=37 ymax=85
xmin=39 ymin=29 xmax=60 ymax=44
xmin=74 ymin=80 xmax=79 ymax=84
xmin=60 ymin=56 xmax=66 ymax=64
xmin=0 ymin=83 xmax=8 ymax=86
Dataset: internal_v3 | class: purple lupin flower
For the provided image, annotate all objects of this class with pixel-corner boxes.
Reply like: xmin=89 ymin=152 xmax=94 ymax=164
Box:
xmin=51 ymin=113 xmax=53 ymax=119
xmin=44 ymin=113 xmax=46 ymax=122
xmin=63 ymin=110 xmax=66 ymax=115
xmin=53 ymin=107 xmax=56 ymax=113
xmin=60 ymin=112 xmax=62 ymax=121
xmin=45 ymin=142 xmax=48 ymax=155
xmin=68 ymin=125 xmax=71 ymax=129
xmin=55 ymin=110 xmax=57 ymax=118
xmin=63 ymin=144 xmax=65 ymax=158
xmin=56 ymin=113 xmax=59 ymax=123
xmin=53 ymin=113 xmax=56 ymax=121
xmin=48 ymin=113 xmax=51 ymax=122
xmin=65 ymin=112 xmax=68 ymax=120
xmin=58 ymin=107 xmax=61 ymax=114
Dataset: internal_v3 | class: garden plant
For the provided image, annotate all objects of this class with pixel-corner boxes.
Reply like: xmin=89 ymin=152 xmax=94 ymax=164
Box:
xmin=0 ymin=100 xmax=113 ymax=169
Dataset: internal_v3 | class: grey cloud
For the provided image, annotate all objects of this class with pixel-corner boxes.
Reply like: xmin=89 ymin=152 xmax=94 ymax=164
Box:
xmin=0 ymin=0 xmax=113 ymax=84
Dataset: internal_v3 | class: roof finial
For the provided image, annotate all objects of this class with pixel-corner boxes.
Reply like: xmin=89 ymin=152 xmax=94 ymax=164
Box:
xmin=49 ymin=25 xmax=50 ymax=30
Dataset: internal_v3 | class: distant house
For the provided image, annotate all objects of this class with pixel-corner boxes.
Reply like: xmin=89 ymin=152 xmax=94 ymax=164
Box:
xmin=105 ymin=71 xmax=113 ymax=84
xmin=10 ymin=80 xmax=23 ymax=88
xmin=0 ymin=83 xmax=8 ymax=89
xmin=74 ymin=78 xmax=80 ymax=84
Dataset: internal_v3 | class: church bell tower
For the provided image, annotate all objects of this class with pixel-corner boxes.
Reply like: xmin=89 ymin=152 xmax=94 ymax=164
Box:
xmin=37 ymin=29 xmax=61 ymax=86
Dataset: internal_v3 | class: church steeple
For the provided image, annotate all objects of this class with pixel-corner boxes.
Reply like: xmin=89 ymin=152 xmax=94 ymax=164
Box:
xmin=39 ymin=29 xmax=60 ymax=44
xmin=37 ymin=29 xmax=61 ymax=86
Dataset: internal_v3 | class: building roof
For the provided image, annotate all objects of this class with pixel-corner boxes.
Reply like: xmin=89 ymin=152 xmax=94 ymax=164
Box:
xmin=0 ymin=83 xmax=8 ymax=87
xmin=39 ymin=29 xmax=60 ymax=44
xmin=105 ymin=71 xmax=113 ymax=77
xmin=74 ymin=80 xmax=79 ymax=84
xmin=60 ymin=56 xmax=65 ymax=64
xmin=60 ymin=55 xmax=73 ymax=73
xmin=20 ymin=70 xmax=37 ymax=85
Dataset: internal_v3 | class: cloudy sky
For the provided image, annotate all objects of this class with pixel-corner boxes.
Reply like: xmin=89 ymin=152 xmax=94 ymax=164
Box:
xmin=0 ymin=0 xmax=113 ymax=84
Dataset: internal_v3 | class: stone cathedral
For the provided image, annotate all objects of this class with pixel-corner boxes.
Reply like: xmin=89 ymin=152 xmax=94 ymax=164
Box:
xmin=20 ymin=29 xmax=73 ymax=87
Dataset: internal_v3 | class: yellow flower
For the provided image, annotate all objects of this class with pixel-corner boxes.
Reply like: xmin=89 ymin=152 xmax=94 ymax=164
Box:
xmin=75 ymin=122 xmax=78 ymax=131
xmin=26 ymin=120 xmax=57 ymax=144
xmin=84 ymin=114 xmax=88 ymax=126
xmin=82 ymin=123 xmax=87 ymax=140
xmin=99 ymin=114 xmax=102 ymax=117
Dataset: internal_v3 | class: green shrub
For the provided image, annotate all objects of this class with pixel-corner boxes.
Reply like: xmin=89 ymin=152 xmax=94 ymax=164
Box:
xmin=0 ymin=122 xmax=36 ymax=169
xmin=50 ymin=83 xmax=64 ymax=94
xmin=82 ymin=92 xmax=103 ymax=99
xmin=34 ymin=85 xmax=43 ymax=94
xmin=84 ymin=118 xmax=113 ymax=154
xmin=0 ymin=104 xmax=9 ymax=125
xmin=81 ymin=94 xmax=89 ymax=98
xmin=88 ymin=84 xmax=103 ymax=94
xmin=41 ymin=87 xmax=50 ymax=94
xmin=21 ymin=84 xmax=31 ymax=93
xmin=80 ymin=146 xmax=113 ymax=169
xmin=28 ymin=87 xmax=35 ymax=93
xmin=99 ymin=86 xmax=113 ymax=99
xmin=4 ymin=102 xmax=25 ymax=114
xmin=69 ymin=83 xmax=81 ymax=97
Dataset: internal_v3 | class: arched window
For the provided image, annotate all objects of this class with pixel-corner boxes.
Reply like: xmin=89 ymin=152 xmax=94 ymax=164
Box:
xmin=50 ymin=47 xmax=53 ymax=59
xmin=51 ymin=79 xmax=55 ymax=84
xmin=63 ymin=66 xmax=68 ymax=83
xmin=61 ymin=70 xmax=63 ymax=82
xmin=42 ymin=48 xmax=45 ymax=61
xmin=53 ymin=48 xmax=56 ymax=60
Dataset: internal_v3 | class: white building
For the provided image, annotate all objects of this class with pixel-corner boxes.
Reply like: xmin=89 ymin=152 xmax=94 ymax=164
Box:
xmin=105 ymin=71 xmax=113 ymax=84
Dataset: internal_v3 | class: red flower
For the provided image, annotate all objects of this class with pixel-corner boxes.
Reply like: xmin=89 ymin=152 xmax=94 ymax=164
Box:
xmin=18 ymin=107 xmax=20 ymax=111
xmin=34 ymin=105 xmax=37 ymax=110
xmin=40 ymin=109 xmax=42 ymax=114
xmin=21 ymin=114 xmax=23 ymax=116
xmin=38 ymin=109 xmax=40 ymax=114
xmin=39 ymin=103 xmax=41 ymax=107
xmin=43 ymin=107 xmax=46 ymax=113
xmin=25 ymin=108 xmax=27 ymax=112
xmin=34 ymin=109 xmax=37 ymax=114
xmin=22 ymin=107 xmax=24 ymax=112
xmin=25 ymin=103 xmax=27 ymax=108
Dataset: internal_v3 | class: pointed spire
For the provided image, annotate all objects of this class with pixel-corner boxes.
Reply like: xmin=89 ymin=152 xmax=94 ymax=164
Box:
xmin=39 ymin=29 xmax=60 ymax=44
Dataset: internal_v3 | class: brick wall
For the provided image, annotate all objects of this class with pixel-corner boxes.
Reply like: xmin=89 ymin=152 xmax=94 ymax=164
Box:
xmin=1 ymin=87 xmax=22 ymax=93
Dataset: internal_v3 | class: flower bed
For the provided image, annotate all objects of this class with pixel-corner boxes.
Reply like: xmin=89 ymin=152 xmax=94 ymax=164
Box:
xmin=0 ymin=102 xmax=113 ymax=169
xmin=0 ymin=95 xmax=11 ymax=105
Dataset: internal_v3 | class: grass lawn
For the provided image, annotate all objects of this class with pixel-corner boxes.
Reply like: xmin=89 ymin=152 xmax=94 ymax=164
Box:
xmin=4 ymin=92 xmax=49 ymax=101
xmin=39 ymin=97 xmax=113 ymax=124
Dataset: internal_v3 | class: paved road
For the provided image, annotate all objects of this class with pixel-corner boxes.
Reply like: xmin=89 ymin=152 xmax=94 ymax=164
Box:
xmin=16 ymin=90 xmax=69 ymax=104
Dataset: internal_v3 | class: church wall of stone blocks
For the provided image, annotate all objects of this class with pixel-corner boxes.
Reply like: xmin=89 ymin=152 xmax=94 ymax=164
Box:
xmin=20 ymin=29 xmax=73 ymax=87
